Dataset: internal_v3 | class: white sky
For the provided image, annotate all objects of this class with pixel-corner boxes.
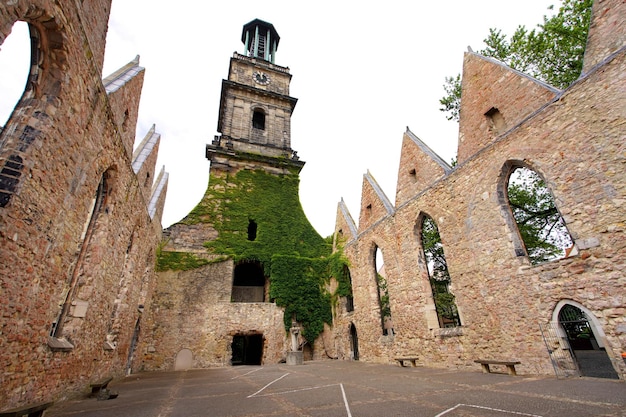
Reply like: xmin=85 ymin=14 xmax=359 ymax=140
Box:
xmin=0 ymin=1 xmax=560 ymax=237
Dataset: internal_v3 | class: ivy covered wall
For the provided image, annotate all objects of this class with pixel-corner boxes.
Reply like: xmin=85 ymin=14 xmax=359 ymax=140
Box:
xmin=157 ymin=165 xmax=350 ymax=344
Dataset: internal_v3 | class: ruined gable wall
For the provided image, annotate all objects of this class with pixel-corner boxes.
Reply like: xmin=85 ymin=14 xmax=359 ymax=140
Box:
xmin=339 ymin=34 xmax=625 ymax=377
xmin=456 ymin=53 xmax=559 ymax=164
xmin=0 ymin=0 xmax=164 ymax=408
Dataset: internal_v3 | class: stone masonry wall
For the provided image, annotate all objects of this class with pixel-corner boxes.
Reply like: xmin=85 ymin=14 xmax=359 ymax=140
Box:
xmin=143 ymin=261 xmax=287 ymax=370
xmin=0 ymin=0 xmax=165 ymax=409
xmin=336 ymin=2 xmax=625 ymax=378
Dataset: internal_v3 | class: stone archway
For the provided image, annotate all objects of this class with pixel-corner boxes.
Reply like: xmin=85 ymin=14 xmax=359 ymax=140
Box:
xmin=174 ymin=348 xmax=193 ymax=371
xmin=553 ymin=300 xmax=618 ymax=379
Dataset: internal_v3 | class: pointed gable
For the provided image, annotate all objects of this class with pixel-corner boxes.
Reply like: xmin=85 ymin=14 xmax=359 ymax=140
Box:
xmin=148 ymin=166 xmax=168 ymax=225
xmin=457 ymin=52 xmax=559 ymax=164
xmin=358 ymin=171 xmax=394 ymax=233
xmin=103 ymin=56 xmax=145 ymax=158
xmin=334 ymin=198 xmax=358 ymax=244
xmin=132 ymin=124 xmax=161 ymax=199
xmin=582 ymin=0 xmax=626 ymax=74
xmin=395 ymin=128 xmax=452 ymax=206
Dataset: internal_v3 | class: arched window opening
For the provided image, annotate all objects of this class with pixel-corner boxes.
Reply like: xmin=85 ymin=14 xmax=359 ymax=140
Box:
xmin=252 ymin=109 xmax=265 ymax=130
xmin=0 ymin=21 xmax=31 ymax=130
xmin=232 ymin=261 xmax=265 ymax=302
xmin=506 ymin=165 xmax=574 ymax=264
xmin=247 ymin=219 xmax=257 ymax=241
xmin=345 ymin=267 xmax=354 ymax=313
xmin=50 ymin=171 xmax=113 ymax=349
xmin=374 ymin=246 xmax=393 ymax=335
xmin=421 ymin=216 xmax=461 ymax=328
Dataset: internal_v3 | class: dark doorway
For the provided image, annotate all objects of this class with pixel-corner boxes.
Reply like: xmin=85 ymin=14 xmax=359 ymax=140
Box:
xmin=558 ymin=303 xmax=618 ymax=379
xmin=349 ymin=323 xmax=359 ymax=361
xmin=231 ymin=334 xmax=263 ymax=365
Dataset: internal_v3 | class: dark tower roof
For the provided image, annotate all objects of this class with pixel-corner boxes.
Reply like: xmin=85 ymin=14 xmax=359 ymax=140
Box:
xmin=241 ymin=19 xmax=280 ymax=63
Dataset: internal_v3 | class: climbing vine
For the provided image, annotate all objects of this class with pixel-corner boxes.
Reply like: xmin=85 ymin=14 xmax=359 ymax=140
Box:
xmin=156 ymin=167 xmax=354 ymax=342
xmin=270 ymin=255 xmax=332 ymax=342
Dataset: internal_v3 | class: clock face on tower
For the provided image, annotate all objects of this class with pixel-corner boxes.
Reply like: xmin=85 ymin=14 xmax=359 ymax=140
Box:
xmin=253 ymin=71 xmax=270 ymax=85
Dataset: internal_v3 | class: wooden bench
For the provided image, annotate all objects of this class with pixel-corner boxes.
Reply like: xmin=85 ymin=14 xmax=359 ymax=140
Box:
xmin=90 ymin=377 xmax=113 ymax=396
xmin=395 ymin=357 xmax=419 ymax=367
xmin=0 ymin=401 xmax=54 ymax=417
xmin=474 ymin=359 xmax=521 ymax=375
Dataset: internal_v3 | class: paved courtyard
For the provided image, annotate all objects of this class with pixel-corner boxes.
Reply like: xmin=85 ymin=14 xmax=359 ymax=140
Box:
xmin=47 ymin=361 xmax=625 ymax=417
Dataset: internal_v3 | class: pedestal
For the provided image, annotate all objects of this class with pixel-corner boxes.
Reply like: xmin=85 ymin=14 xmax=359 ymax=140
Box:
xmin=286 ymin=351 xmax=303 ymax=365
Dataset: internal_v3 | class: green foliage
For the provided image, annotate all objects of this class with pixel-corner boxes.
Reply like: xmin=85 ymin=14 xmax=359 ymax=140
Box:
xmin=421 ymin=216 xmax=461 ymax=327
xmin=158 ymin=167 xmax=345 ymax=342
xmin=156 ymin=251 xmax=212 ymax=271
xmin=440 ymin=0 xmax=592 ymax=122
xmin=507 ymin=167 xmax=573 ymax=264
xmin=194 ymin=168 xmax=331 ymax=272
xmin=329 ymin=249 xmax=352 ymax=298
xmin=270 ymin=255 xmax=332 ymax=342
xmin=376 ymin=273 xmax=391 ymax=320
xmin=439 ymin=74 xmax=462 ymax=121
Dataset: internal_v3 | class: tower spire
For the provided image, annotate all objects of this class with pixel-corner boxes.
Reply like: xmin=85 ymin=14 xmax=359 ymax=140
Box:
xmin=242 ymin=19 xmax=280 ymax=63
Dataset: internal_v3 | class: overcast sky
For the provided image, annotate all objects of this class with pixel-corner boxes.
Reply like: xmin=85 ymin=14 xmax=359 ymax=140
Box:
xmin=0 ymin=1 xmax=560 ymax=237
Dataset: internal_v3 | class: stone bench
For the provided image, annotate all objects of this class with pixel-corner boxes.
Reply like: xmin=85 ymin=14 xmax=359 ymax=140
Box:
xmin=90 ymin=377 xmax=113 ymax=396
xmin=0 ymin=401 xmax=54 ymax=417
xmin=395 ymin=357 xmax=419 ymax=367
xmin=474 ymin=359 xmax=521 ymax=375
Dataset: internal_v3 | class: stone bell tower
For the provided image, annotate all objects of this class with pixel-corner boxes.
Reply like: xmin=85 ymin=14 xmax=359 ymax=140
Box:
xmin=207 ymin=18 xmax=302 ymax=173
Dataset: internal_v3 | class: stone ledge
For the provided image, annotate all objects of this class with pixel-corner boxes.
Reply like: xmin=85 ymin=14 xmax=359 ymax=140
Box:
xmin=48 ymin=336 xmax=74 ymax=352
xmin=435 ymin=327 xmax=464 ymax=338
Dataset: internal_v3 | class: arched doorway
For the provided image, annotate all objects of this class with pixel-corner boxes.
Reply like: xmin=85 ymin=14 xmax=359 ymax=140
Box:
xmin=555 ymin=301 xmax=618 ymax=379
xmin=349 ymin=323 xmax=359 ymax=361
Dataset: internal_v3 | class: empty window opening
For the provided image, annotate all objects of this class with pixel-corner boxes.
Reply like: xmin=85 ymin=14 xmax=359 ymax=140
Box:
xmin=409 ymin=168 xmax=417 ymax=182
xmin=50 ymin=171 xmax=113 ymax=345
xmin=231 ymin=334 xmax=263 ymax=365
xmin=252 ymin=109 xmax=265 ymax=130
xmin=247 ymin=219 xmax=257 ymax=241
xmin=345 ymin=267 xmax=354 ymax=313
xmin=0 ymin=21 xmax=31 ymax=129
xmin=506 ymin=166 xmax=574 ymax=264
xmin=485 ymin=107 xmax=506 ymax=135
xmin=374 ymin=246 xmax=393 ymax=335
xmin=420 ymin=216 xmax=461 ymax=328
xmin=232 ymin=261 xmax=266 ymax=302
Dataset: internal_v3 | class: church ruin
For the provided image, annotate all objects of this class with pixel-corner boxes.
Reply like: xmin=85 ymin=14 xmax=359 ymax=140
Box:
xmin=0 ymin=0 xmax=624 ymax=411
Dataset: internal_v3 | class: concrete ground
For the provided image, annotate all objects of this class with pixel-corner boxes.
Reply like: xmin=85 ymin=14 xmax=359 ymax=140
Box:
xmin=46 ymin=361 xmax=625 ymax=417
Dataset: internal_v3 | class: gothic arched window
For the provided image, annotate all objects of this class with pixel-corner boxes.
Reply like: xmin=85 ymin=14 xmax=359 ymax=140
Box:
xmin=420 ymin=215 xmax=461 ymax=328
xmin=504 ymin=164 xmax=574 ymax=264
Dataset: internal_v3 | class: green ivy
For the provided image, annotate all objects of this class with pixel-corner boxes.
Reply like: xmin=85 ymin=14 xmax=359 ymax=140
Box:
xmin=156 ymin=251 xmax=211 ymax=271
xmin=156 ymin=167 xmax=353 ymax=342
xmin=270 ymin=255 xmax=332 ymax=342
